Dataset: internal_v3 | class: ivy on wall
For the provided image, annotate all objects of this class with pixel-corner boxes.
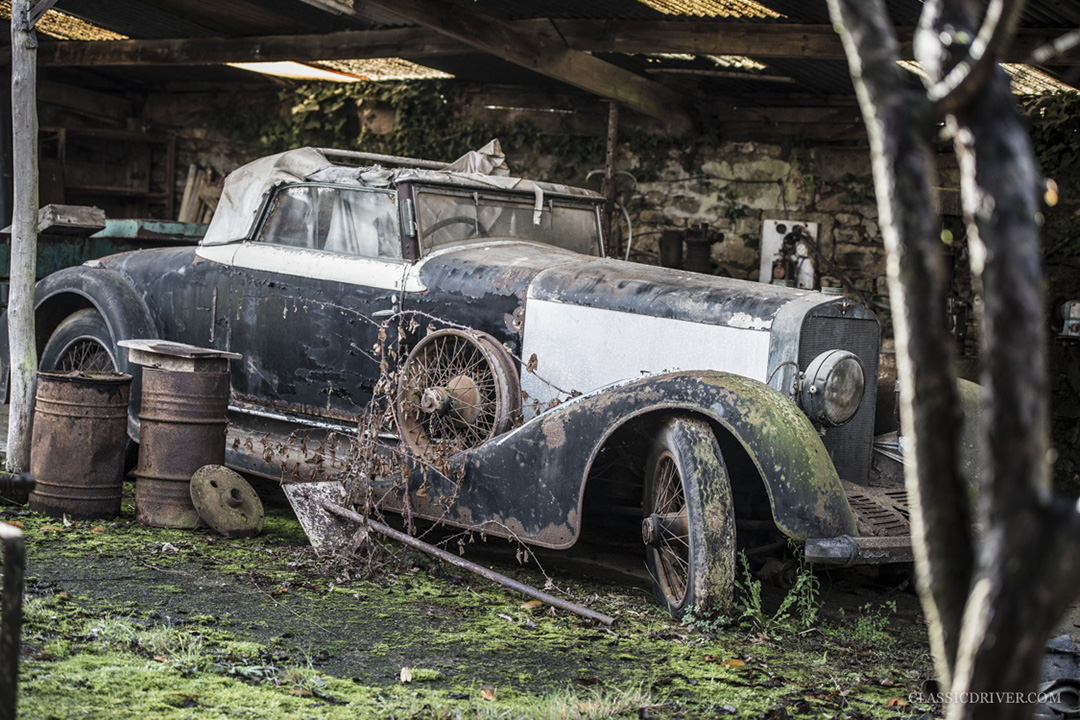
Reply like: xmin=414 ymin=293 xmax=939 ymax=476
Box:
xmin=247 ymin=80 xmax=609 ymax=186
xmin=1021 ymin=92 xmax=1080 ymax=263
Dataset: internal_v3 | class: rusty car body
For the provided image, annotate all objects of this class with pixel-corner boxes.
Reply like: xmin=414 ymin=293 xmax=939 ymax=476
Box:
xmin=5 ymin=145 xmax=913 ymax=616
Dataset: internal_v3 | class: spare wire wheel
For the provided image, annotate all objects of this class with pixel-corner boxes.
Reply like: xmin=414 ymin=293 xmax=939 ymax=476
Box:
xmin=396 ymin=329 xmax=520 ymax=457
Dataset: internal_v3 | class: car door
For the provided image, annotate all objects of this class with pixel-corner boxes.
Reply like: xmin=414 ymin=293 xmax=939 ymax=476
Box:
xmin=225 ymin=182 xmax=408 ymax=424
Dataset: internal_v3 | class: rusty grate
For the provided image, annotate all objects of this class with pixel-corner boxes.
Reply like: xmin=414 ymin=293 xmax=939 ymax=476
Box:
xmin=842 ymin=479 xmax=911 ymax=538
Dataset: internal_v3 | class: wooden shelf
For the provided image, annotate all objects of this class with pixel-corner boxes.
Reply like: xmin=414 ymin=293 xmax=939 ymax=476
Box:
xmin=40 ymin=127 xmax=175 ymax=219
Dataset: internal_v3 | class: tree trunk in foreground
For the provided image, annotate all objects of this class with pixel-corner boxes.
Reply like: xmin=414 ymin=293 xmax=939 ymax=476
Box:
xmin=827 ymin=1 xmax=1080 ymax=718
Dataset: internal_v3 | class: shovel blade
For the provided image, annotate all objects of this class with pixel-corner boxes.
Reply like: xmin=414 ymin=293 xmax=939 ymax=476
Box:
xmin=282 ymin=481 xmax=356 ymax=557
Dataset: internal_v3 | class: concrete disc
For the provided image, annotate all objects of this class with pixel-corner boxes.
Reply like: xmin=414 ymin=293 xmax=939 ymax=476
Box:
xmin=190 ymin=465 xmax=264 ymax=538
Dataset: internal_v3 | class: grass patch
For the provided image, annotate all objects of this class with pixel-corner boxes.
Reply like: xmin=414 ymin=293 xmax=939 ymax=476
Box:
xmin=8 ymin=498 xmax=932 ymax=719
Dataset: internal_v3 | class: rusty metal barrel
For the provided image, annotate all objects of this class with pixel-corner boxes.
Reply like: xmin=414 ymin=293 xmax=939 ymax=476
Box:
xmin=28 ymin=371 xmax=132 ymax=519
xmin=122 ymin=340 xmax=240 ymax=529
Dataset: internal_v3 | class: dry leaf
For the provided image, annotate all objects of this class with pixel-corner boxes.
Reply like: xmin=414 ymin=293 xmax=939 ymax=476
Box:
xmin=400 ymin=667 xmax=412 ymax=683
xmin=481 ymin=686 xmax=496 ymax=701
xmin=526 ymin=353 xmax=538 ymax=374
xmin=521 ymin=600 xmax=544 ymax=611
xmin=40 ymin=525 xmax=64 ymax=532
xmin=91 ymin=526 xmax=105 ymax=533
xmin=721 ymin=658 xmax=746 ymax=668
xmin=886 ymin=698 xmax=908 ymax=708
xmin=289 ymin=688 xmax=313 ymax=697
xmin=7 ymin=521 xmax=23 ymax=529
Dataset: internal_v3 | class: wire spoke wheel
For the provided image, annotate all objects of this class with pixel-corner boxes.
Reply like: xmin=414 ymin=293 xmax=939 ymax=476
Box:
xmin=55 ymin=338 xmax=117 ymax=372
xmin=645 ymin=451 xmax=691 ymax=605
xmin=40 ymin=309 xmax=119 ymax=374
xmin=397 ymin=329 xmax=520 ymax=457
xmin=642 ymin=416 xmax=736 ymax=617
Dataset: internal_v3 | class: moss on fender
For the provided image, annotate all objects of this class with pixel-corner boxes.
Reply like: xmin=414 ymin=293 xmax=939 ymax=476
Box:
xmin=695 ymin=372 xmax=857 ymax=540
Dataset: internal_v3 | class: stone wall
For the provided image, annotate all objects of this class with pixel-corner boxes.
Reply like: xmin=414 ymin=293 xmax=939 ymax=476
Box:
xmin=619 ymin=142 xmax=887 ymax=305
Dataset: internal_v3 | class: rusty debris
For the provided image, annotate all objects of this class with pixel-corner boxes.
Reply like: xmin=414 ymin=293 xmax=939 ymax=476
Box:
xmin=189 ymin=465 xmax=264 ymax=538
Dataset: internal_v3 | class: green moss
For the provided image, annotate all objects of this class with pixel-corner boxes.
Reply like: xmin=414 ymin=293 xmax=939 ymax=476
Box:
xmin=9 ymin=500 xmax=931 ymax=719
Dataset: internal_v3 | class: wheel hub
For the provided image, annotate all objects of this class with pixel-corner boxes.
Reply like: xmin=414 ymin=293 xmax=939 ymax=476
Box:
xmin=641 ymin=514 xmax=661 ymax=547
xmin=641 ymin=512 xmax=689 ymax=548
xmin=419 ymin=375 xmax=480 ymax=425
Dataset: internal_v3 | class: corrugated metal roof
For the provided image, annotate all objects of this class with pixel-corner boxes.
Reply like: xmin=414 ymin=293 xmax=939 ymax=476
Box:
xmin=54 ymin=0 xmax=379 ymax=37
xmin=18 ymin=0 xmax=1079 ymax=111
xmin=51 ymin=0 xmax=220 ymax=39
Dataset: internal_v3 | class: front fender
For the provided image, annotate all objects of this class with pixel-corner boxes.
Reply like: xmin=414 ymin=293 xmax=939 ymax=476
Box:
xmin=401 ymin=370 xmax=857 ymax=549
xmin=0 ymin=265 xmax=155 ymax=435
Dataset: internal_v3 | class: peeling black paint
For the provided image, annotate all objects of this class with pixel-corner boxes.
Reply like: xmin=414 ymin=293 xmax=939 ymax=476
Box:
xmin=372 ymin=370 xmax=856 ymax=549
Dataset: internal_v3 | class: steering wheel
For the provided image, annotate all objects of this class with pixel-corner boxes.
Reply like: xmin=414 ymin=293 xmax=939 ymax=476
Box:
xmin=424 ymin=215 xmax=490 ymax=238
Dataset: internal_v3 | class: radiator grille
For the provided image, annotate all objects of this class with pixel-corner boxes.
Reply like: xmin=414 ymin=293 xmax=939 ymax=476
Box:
xmin=799 ymin=314 xmax=880 ymax=485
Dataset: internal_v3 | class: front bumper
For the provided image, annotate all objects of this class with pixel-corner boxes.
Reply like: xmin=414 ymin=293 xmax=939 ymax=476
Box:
xmin=804 ymin=534 xmax=913 ymax=566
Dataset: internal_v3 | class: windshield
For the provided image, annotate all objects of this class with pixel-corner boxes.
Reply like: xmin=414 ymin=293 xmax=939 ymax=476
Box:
xmin=256 ymin=184 xmax=401 ymax=259
xmin=414 ymin=187 xmax=603 ymax=256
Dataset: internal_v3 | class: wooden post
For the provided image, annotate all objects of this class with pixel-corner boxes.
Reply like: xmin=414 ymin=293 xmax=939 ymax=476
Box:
xmin=601 ymin=101 xmax=619 ymax=258
xmin=7 ymin=0 xmax=39 ymax=473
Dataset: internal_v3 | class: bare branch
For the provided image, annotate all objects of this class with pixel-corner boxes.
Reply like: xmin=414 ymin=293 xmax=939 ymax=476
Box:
xmin=828 ymin=0 xmax=974 ymax=688
xmin=1028 ymin=27 xmax=1080 ymax=65
xmin=924 ymin=0 xmax=1026 ymax=116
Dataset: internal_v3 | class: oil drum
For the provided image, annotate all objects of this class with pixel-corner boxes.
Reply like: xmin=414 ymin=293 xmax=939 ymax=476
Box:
xmin=29 ymin=371 xmax=132 ymax=519
xmin=134 ymin=367 xmax=230 ymax=528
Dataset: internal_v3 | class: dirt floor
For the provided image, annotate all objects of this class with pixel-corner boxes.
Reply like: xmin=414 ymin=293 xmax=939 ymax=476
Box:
xmin=0 ymin=476 xmax=947 ymax=720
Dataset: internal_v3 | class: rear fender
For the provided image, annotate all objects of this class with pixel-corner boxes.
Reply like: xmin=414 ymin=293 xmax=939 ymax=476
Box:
xmin=397 ymin=370 xmax=856 ymax=548
xmin=0 ymin=266 xmax=155 ymax=436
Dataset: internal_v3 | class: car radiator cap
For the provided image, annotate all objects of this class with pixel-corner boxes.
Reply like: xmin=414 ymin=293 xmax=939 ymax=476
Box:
xmin=190 ymin=465 xmax=265 ymax=538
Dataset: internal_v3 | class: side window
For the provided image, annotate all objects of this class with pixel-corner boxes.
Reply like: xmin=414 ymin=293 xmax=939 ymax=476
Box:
xmin=257 ymin=185 xmax=402 ymax=260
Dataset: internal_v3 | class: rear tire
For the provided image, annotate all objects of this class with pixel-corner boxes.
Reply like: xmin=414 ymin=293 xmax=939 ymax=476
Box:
xmin=40 ymin=308 xmax=138 ymax=469
xmin=40 ymin=309 xmax=118 ymax=373
xmin=642 ymin=416 xmax=736 ymax=617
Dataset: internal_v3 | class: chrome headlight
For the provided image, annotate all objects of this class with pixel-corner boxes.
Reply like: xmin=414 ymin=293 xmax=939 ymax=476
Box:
xmin=801 ymin=350 xmax=865 ymax=427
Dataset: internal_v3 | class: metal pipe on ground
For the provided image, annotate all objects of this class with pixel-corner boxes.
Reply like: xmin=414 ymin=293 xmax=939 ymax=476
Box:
xmin=316 ymin=499 xmax=616 ymax=626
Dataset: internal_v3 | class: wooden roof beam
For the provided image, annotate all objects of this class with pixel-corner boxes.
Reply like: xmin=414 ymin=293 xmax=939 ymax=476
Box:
xmin=36 ymin=27 xmax=467 ymax=66
xmin=33 ymin=21 xmax=1079 ymax=69
xmin=357 ymin=0 xmax=696 ymax=131
xmin=555 ymin=20 xmax=1080 ymax=65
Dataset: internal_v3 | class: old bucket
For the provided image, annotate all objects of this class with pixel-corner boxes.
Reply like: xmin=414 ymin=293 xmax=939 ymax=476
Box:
xmin=28 ymin=370 xmax=132 ymax=519
xmin=134 ymin=366 xmax=230 ymax=529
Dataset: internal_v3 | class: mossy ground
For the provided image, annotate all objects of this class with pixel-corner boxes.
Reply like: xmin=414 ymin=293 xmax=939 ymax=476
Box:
xmin=5 ymin=483 xmax=933 ymax=719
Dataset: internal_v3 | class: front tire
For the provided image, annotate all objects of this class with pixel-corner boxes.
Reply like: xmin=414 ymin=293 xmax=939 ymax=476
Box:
xmin=642 ymin=416 xmax=736 ymax=617
xmin=40 ymin=309 xmax=118 ymax=373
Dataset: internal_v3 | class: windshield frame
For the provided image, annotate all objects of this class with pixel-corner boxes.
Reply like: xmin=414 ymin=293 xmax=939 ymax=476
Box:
xmin=408 ymin=182 xmax=606 ymax=258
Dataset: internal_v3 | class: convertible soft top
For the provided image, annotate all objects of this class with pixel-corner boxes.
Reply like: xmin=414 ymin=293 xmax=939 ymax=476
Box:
xmin=201 ymin=143 xmax=600 ymax=247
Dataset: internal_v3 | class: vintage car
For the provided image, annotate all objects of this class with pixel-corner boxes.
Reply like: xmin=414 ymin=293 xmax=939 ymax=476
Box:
xmin=5 ymin=144 xmax=915 ymax=616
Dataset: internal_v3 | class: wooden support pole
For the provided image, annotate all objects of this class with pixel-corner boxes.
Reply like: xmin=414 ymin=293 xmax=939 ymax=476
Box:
xmin=601 ymin=102 xmax=620 ymax=259
xmin=7 ymin=0 xmax=39 ymax=473
xmin=0 ymin=520 xmax=28 ymax=720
